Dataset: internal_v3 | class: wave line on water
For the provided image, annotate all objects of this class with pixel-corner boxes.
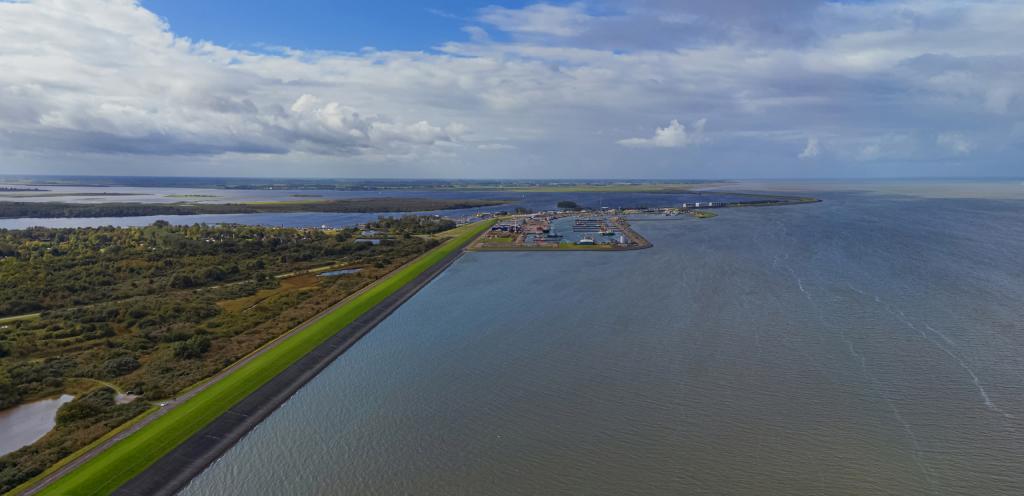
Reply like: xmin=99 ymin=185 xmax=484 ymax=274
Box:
xmin=922 ymin=324 xmax=1014 ymax=421
xmin=893 ymin=309 xmax=1015 ymax=420
xmin=831 ymin=282 xmax=937 ymax=491
xmin=853 ymin=282 xmax=1017 ymax=422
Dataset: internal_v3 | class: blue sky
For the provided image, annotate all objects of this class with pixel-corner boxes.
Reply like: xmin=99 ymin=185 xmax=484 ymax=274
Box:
xmin=0 ymin=0 xmax=1022 ymax=179
xmin=141 ymin=1 xmax=514 ymax=52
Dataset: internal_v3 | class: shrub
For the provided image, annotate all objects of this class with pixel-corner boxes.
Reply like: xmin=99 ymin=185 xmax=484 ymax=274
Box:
xmin=173 ymin=335 xmax=211 ymax=359
xmin=102 ymin=355 xmax=140 ymax=377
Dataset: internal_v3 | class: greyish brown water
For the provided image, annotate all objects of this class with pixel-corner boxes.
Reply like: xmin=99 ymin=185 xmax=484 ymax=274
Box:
xmin=0 ymin=395 xmax=73 ymax=456
xmin=180 ymin=182 xmax=1024 ymax=495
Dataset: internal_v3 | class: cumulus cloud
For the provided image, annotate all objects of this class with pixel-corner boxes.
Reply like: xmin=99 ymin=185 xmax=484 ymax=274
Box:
xmin=936 ymin=132 xmax=974 ymax=155
xmin=798 ymin=137 xmax=819 ymax=159
xmin=0 ymin=0 xmax=465 ymax=159
xmin=281 ymin=94 xmax=465 ymax=154
xmin=618 ymin=119 xmax=708 ymax=148
xmin=0 ymin=0 xmax=1022 ymax=177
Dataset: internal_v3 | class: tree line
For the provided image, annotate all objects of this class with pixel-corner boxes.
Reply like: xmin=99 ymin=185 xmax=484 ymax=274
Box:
xmin=0 ymin=197 xmax=504 ymax=219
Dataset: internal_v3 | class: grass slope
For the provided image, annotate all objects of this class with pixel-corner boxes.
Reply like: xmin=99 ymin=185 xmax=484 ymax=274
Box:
xmin=37 ymin=220 xmax=494 ymax=496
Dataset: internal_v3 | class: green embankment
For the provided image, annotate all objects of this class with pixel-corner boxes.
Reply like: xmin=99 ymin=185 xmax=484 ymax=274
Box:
xmin=37 ymin=220 xmax=494 ymax=496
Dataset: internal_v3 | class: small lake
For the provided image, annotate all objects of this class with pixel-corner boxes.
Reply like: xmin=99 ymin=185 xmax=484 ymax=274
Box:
xmin=0 ymin=395 xmax=74 ymax=456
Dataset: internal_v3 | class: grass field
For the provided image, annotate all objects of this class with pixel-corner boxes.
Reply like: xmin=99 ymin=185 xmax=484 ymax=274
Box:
xmin=36 ymin=219 xmax=494 ymax=496
xmin=216 ymin=273 xmax=319 ymax=313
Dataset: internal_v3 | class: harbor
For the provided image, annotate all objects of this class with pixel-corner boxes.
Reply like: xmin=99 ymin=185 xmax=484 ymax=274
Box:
xmin=471 ymin=212 xmax=651 ymax=251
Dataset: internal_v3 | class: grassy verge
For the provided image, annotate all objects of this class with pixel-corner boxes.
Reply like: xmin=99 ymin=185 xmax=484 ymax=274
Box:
xmin=36 ymin=220 xmax=494 ymax=496
xmin=687 ymin=210 xmax=717 ymax=219
xmin=429 ymin=221 xmax=495 ymax=240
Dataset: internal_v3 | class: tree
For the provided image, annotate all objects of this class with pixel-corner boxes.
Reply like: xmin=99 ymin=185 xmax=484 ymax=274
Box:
xmin=557 ymin=200 xmax=580 ymax=210
xmin=0 ymin=372 xmax=19 ymax=409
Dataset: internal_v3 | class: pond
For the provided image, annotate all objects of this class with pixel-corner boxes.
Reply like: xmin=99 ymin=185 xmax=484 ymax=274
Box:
xmin=0 ymin=395 xmax=74 ymax=456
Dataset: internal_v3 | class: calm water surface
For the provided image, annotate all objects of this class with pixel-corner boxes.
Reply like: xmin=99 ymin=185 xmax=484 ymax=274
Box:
xmin=180 ymin=184 xmax=1024 ymax=495
xmin=0 ymin=395 xmax=73 ymax=456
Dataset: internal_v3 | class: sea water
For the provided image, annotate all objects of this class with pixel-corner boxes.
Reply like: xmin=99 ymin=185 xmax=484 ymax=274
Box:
xmin=177 ymin=182 xmax=1024 ymax=495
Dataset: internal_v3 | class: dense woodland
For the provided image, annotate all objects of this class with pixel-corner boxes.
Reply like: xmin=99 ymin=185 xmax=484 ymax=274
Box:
xmin=0 ymin=197 xmax=503 ymax=219
xmin=364 ymin=215 xmax=456 ymax=234
xmin=0 ymin=218 xmax=457 ymax=492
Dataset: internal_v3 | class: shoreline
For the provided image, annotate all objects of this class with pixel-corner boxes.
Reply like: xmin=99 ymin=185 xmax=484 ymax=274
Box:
xmin=115 ymin=240 xmax=474 ymax=496
xmin=25 ymin=221 xmax=493 ymax=496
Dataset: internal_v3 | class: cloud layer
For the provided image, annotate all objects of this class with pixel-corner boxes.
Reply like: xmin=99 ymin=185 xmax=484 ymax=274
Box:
xmin=0 ymin=0 xmax=1022 ymax=178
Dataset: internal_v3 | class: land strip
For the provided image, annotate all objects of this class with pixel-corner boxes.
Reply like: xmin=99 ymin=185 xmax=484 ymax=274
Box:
xmin=462 ymin=182 xmax=727 ymax=193
xmin=26 ymin=220 xmax=494 ymax=496
xmin=0 ymin=198 xmax=505 ymax=219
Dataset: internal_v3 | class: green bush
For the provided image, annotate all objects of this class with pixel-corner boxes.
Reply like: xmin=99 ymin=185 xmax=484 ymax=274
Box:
xmin=173 ymin=335 xmax=211 ymax=359
xmin=102 ymin=356 xmax=140 ymax=377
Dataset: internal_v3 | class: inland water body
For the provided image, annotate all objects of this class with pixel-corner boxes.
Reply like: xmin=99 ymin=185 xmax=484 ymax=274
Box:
xmin=0 ymin=395 xmax=74 ymax=456
xmin=171 ymin=181 xmax=1024 ymax=495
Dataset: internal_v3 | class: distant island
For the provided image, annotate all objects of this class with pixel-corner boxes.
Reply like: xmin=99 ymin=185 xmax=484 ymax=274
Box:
xmin=0 ymin=198 xmax=506 ymax=219
xmin=0 ymin=175 xmax=727 ymax=193
xmin=0 ymin=186 xmax=48 ymax=192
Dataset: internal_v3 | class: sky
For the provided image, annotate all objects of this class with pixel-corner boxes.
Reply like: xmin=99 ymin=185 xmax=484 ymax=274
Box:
xmin=0 ymin=0 xmax=1022 ymax=179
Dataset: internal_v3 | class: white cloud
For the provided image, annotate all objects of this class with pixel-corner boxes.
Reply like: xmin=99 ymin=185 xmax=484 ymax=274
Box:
xmin=798 ymin=137 xmax=819 ymax=159
xmin=462 ymin=26 xmax=490 ymax=43
xmin=479 ymin=3 xmax=592 ymax=37
xmin=477 ymin=143 xmax=516 ymax=151
xmin=937 ymin=132 xmax=974 ymax=155
xmin=0 ymin=0 xmax=1022 ymax=177
xmin=618 ymin=119 xmax=708 ymax=148
xmin=0 ymin=0 xmax=466 ymax=159
xmin=852 ymin=133 xmax=916 ymax=162
xmin=858 ymin=143 xmax=882 ymax=161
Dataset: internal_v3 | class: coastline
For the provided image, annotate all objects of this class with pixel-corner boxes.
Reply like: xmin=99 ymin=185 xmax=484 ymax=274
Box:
xmin=116 ymin=239 xmax=473 ymax=496
xmin=27 ymin=221 xmax=493 ymax=496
